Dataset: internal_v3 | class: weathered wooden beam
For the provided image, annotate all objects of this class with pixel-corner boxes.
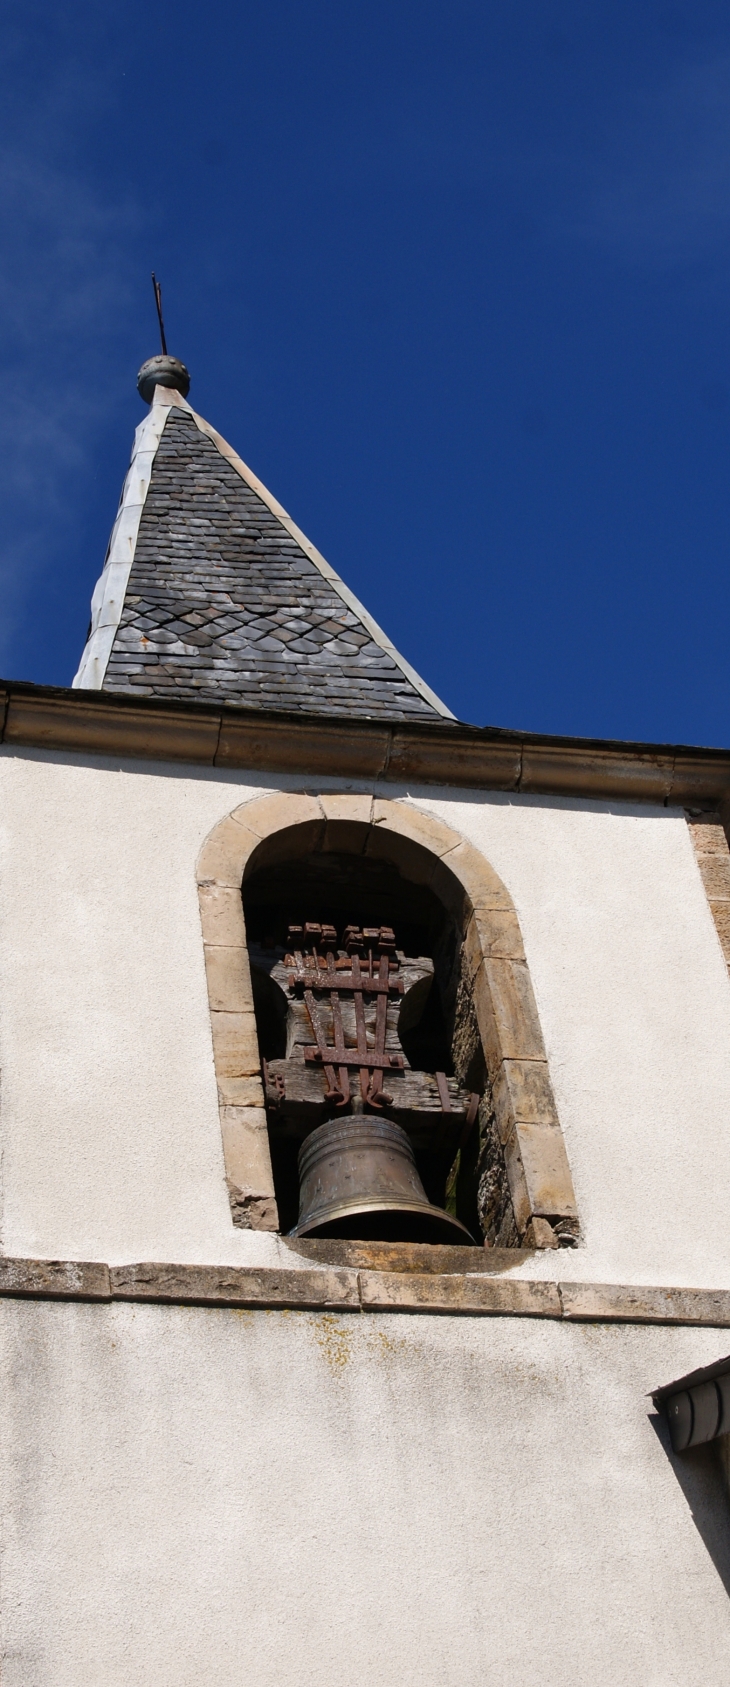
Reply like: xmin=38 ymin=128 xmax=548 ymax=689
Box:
xmin=264 ymin=1058 xmax=469 ymax=1146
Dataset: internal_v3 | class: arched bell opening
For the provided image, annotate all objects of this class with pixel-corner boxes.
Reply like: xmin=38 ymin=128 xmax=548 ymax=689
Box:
xmin=242 ymin=822 xmax=486 ymax=1244
xmin=198 ymin=792 xmax=580 ymax=1249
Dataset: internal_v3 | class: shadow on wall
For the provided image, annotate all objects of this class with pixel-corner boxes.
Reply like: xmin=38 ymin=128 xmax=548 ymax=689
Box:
xmin=650 ymin=1412 xmax=730 ymax=1597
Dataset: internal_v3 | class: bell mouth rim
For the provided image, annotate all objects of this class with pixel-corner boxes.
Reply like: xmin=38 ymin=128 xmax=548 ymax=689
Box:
xmin=289 ymin=1195 xmax=476 ymax=1245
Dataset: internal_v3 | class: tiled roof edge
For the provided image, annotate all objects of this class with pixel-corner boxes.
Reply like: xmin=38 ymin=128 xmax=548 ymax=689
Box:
xmin=2 ymin=680 xmax=730 ymax=808
xmin=181 ymin=393 xmax=456 ymax=720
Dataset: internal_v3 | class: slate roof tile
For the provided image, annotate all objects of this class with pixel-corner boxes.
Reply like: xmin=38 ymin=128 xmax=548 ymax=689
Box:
xmin=79 ymin=399 xmax=450 ymax=719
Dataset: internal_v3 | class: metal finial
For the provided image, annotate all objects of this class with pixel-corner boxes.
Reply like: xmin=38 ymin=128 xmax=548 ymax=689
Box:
xmin=151 ymin=272 xmax=168 ymax=356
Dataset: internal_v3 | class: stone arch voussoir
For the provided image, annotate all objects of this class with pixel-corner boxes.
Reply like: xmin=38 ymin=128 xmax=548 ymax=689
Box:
xmin=196 ymin=791 xmax=578 ymax=1244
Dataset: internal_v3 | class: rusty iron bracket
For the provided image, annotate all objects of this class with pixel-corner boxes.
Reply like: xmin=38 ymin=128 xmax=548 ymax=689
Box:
xmin=458 ymin=1092 xmax=481 ymax=1151
xmin=262 ymin=1059 xmax=286 ymax=1110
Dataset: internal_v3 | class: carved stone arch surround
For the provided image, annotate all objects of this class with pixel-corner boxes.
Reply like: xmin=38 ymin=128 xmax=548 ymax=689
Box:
xmin=196 ymin=792 xmax=578 ymax=1247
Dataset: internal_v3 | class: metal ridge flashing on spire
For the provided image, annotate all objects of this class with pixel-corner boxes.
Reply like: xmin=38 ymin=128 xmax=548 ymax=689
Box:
xmin=73 ymin=394 xmax=174 ymax=689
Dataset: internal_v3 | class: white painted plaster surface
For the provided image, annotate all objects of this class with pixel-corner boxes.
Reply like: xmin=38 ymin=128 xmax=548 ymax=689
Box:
xmin=1 ymin=1302 xmax=729 ymax=1687
xmin=0 ymin=750 xmax=729 ymax=1283
xmin=414 ymin=789 xmax=730 ymax=1288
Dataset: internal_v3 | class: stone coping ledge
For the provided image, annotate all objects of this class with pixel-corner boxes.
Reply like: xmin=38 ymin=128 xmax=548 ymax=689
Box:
xmin=2 ymin=1258 xmax=730 ymax=1325
xmin=1 ymin=679 xmax=730 ymax=805
xmin=283 ymin=1239 xmax=537 ymax=1274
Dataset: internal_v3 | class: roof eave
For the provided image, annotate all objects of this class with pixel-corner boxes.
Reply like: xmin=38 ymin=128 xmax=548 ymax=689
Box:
xmin=1 ymin=679 xmax=729 ymax=809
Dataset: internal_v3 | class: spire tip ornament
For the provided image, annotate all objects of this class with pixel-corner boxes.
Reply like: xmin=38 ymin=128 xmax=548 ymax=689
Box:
xmin=137 ymin=273 xmax=190 ymax=404
xmin=136 ymin=355 xmax=191 ymax=405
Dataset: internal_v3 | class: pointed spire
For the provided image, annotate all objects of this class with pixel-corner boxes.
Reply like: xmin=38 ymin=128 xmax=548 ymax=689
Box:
xmin=73 ymin=366 xmax=453 ymax=721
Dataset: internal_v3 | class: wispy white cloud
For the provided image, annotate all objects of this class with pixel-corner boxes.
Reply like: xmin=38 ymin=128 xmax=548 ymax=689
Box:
xmin=580 ymin=55 xmax=730 ymax=263
xmin=309 ymin=46 xmax=730 ymax=271
xmin=0 ymin=102 xmax=140 ymax=668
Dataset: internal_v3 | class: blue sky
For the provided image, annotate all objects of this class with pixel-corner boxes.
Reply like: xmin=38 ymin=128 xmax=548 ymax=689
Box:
xmin=2 ymin=1 xmax=730 ymax=742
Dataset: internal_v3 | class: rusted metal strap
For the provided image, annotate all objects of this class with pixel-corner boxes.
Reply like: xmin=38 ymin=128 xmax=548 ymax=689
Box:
xmin=352 ymin=961 xmax=371 ymax=1104
xmin=301 ymin=951 xmax=400 ymax=1103
xmin=303 ymin=988 xmax=347 ymax=1104
xmin=287 ymin=936 xmax=402 ymax=997
xmin=289 ymin=969 xmax=402 ymax=996
xmin=458 ymin=1091 xmax=481 ymax=1150
xmin=330 ymin=990 xmax=351 ymax=1107
xmin=303 ymin=1049 xmax=404 ymax=1072
xmin=368 ymin=952 xmax=392 ymax=1106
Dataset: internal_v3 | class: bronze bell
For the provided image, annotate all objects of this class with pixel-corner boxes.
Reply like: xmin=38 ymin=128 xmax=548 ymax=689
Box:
xmin=290 ymin=1115 xmax=475 ymax=1244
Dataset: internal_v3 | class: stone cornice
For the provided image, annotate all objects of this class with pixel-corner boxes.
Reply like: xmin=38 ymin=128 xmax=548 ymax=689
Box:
xmin=1 ymin=1256 xmax=730 ymax=1325
xmin=1 ymin=680 xmax=729 ymax=807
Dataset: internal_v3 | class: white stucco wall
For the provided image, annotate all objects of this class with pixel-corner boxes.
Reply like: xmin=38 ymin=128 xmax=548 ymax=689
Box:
xmin=0 ymin=746 xmax=729 ymax=1285
xmin=1 ymin=1301 xmax=729 ymax=1687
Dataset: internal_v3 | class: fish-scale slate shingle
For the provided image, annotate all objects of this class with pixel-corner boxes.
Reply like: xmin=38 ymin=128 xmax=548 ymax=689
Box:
xmin=98 ymin=406 xmax=441 ymax=719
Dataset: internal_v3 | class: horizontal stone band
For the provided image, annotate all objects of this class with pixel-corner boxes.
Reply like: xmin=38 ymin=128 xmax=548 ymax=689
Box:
xmin=1 ymin=1257 xmax=730 ymax=1325
xmin=3 ymin=681 xmax=730 ymax=804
